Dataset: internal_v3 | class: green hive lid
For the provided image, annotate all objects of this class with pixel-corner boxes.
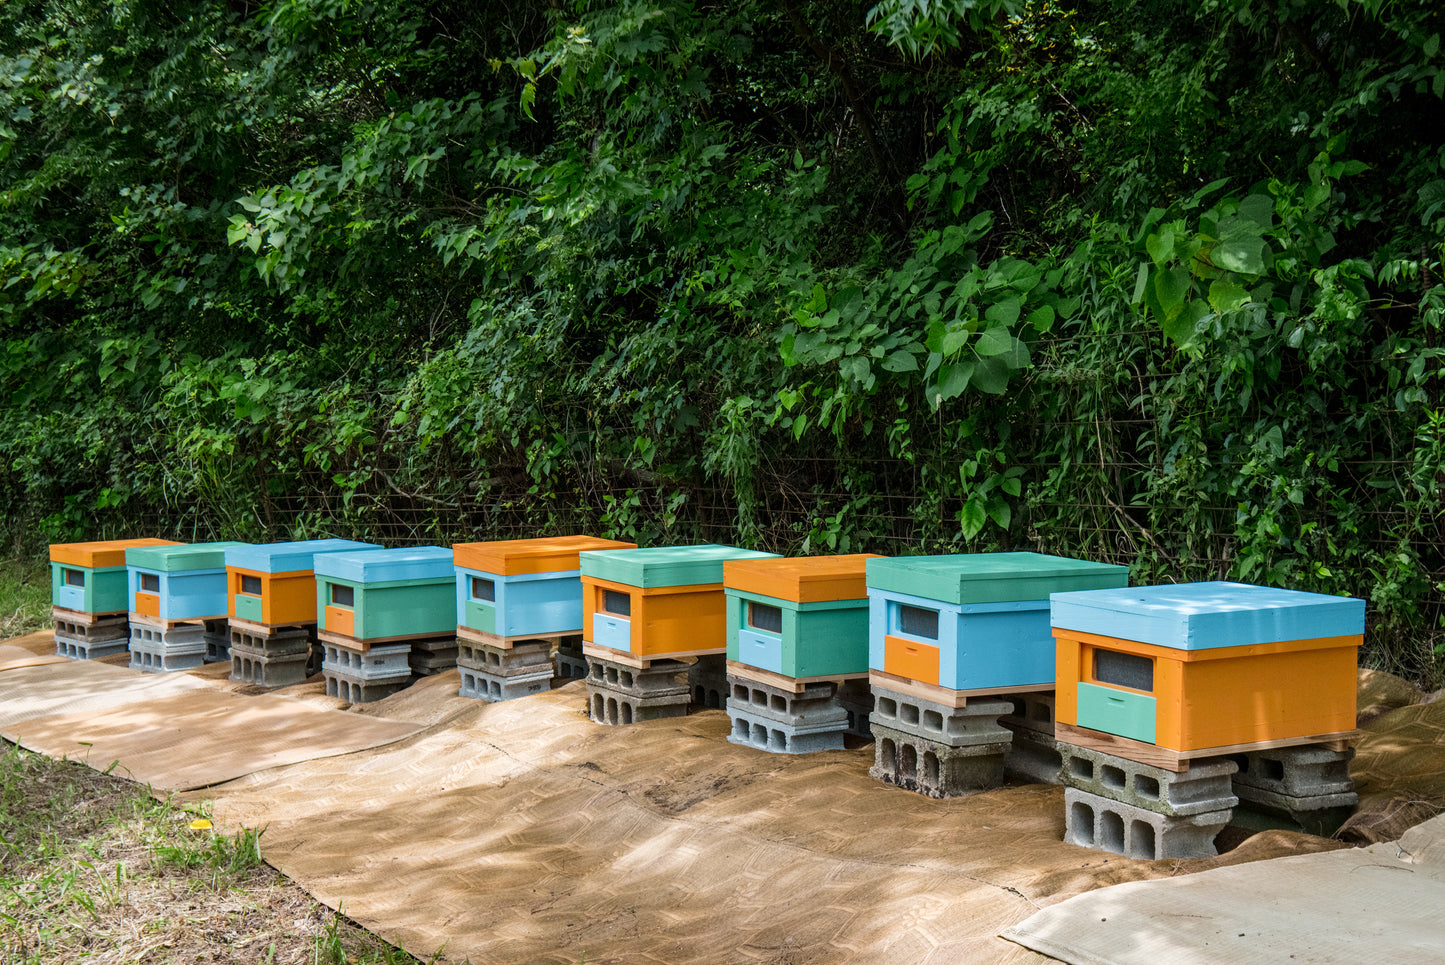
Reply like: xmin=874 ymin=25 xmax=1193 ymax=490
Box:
xmin=866 ymin=552 xmax=1129 ymax=605
xmin=580 ymin=544 xmax=781 ymax=588
xmin=125 ymin=541 xmax=249 ymax=572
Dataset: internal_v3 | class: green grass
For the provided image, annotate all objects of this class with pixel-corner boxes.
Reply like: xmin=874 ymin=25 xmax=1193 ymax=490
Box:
xmin=0 ymin=741 xmax=441 ymax=964
xmin=0 ymin=555 xmax=50 ymax=640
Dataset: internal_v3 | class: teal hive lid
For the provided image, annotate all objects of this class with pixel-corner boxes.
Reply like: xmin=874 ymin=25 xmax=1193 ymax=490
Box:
xmin=314 ymin=546 xmax=455 ymax=583
xmin=224 ymin=539 xmax=383 ymax=574
xmin=126 ymin=541 xmax=247 ymax=572
xmin=866 ymin=552 xmax=1129 ymax=605
xmin=580 ymin=544 xmax=781 ymax=588
xmin=1050 ymin=581 xmax=1366 ymax=650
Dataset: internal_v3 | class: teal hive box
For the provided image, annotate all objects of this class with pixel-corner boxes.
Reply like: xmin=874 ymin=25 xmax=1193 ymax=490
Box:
xmin=580 ymin=545 xmax=781 ymax=659
xmin=314 ymin=546 xmax=456 ymax=642
xmin=453 ymin=536 xmax=637 ymax=639
xmin=866 ymin=552 xmax=1129 ymax=692
xmin=127 ymin=542 xmax=247 ymax=621
xmin=50 ymin=539 xmax=181 ymax=614
xmin=724 ymin=554 xmax=879 ymax=679
xmin=580 ymin=544 xmax=781 ymax=588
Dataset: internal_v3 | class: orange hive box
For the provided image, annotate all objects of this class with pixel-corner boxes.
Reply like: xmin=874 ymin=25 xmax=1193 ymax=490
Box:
xmin=453 ymin=535 xmax=637 ymax=577
xmin=1050 ymin=582 xmax=1365 ymax=765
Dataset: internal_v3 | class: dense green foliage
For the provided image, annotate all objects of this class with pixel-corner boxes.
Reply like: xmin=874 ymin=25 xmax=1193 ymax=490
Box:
xmin=2 ymin=1 xmax=1442 ymax=680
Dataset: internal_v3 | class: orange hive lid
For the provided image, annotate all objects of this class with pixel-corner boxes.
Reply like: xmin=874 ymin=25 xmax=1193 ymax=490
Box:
xmin=723 ymin=554 xmax=884 ymax=603
xmin=50 ymin=538 xmax=182 ymax=569
xmin=453 ymin=535 xmax=638 ymax=576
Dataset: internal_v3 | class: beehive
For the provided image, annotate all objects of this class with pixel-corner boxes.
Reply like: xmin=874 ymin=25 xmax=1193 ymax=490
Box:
xmin=224 ymin=539 xmax=382 ymax=627
xmin=1052 ymin=581 xmax=1364 ymax=760
xmin=50 ymin=538 xmax=181 ymax=615
xmin=865 ymin=553 xmax=1129 ymax=693
xmin=453 ymin=535 xmax=637 ymax=639
xmin=580 ymin=545 xmax=780 ymax=659
xmin=126 ymin=542 xmax=245 ymax=621
xmin=314 ymin=546 xmax=456 ymax=642
xmin=724 ymin=554 xmax=881 ymax=680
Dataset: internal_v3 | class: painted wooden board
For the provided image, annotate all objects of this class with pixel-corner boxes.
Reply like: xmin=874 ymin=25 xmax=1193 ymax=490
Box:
xmin=453 ymin=536 xmax=636 ymax=576
xmin=125 ymin=542 xmax=245 ymax=572
xmin=224 ymin=539 xmax=382 ymax=575
xmin=866 ymin=552 xmax=1128 ymax=605
xmin=582 ymin=640 xmax=713 ymax=669
xmin=457 ymin=625 xmax=576 ymax=651
xmin=50 ymin=538 xmax=180 ymax=569
xmin=313 ymin=546 xmax=454 ymax=583
xmin=867 ymin=669 xmax=1051 ymax=708
xmin=727 ymin=660 xmax=867 ymax=694
xmin=723 ymin=554 xmax=881 ymax=603
xmin=579 ymin=544 xmax=780 ymax=589
xmin=1049 ymin=581 xmax=1366 ymax=650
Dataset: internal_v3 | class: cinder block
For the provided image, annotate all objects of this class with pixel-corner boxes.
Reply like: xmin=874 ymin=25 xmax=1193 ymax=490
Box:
xmin=407 ymin=636 xmax=458 ymax=675
xmin=584 ymin=655 xmax=689 ymax=697
xmin=53 ymin=609 xmax=129 ymax=660
xmin=1065 ymin=787 xmax=1230 ymax=860
xmin=458 ymin=638 xmax=552 ymax=676
xmin=689 ymin=653 xmax=728 ymax=709
xmin=726 ymin=677 xmax=847 ymax=727
xmin=128 ymin=622 xmax=207 ymax=651
xmin=203 ymin=617 xmax=230 ymax=663
xmin=410 ymin=650 xmax=459 ymax=675
xmin=459 ymin=666 xmax=554 ymax=702
xmin=1001 ymin=692 xmax=1056 ymax=736
xmin=835 ymin=678 xmax=874 ymax=740
xmin=128 ymin=645 xmax=205 ymax=673
xmin=229 ymin=621 xmax=310 ymax=657
xmin=724 ymin=674 xmax=850 ymax=754
xmin=229 ymin=641 xmax=309 ymax=689
xmin=555 ymin=649 xmax=589 ymax=679
xmin=1060 ymin=744 xmax=1237 ymax=817
xmin=554 ymin=633 xmax=586 ymax=679
xmin=324 ymin=669 xmax=412 ymax=703
xmin=869 ymin=721 xmax=1009 ymax=797
xmin=726 ymin=702 xmax=847 ymax=754
xmin=1003 ymin=722 xmax=1064 ymax=785
xmin=1228 ymin=746 xmax=1355 ymax=798
xmin=322 ymin=642 xmax=411 ymax=681
xmin=586 ymin=684 xmax=689 ymax=725
xmin=127 ymin=623 xmax=206 ymax=673
xmin=869 ymin=686 xmax=1015 ymax=748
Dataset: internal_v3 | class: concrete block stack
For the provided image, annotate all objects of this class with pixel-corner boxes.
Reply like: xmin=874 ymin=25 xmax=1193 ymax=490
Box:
xmin=1060 ymin=745 xmax=1238 ymax=858
xmin=314 ymin=546 xmax=456 ymax=702
xmin=722 ymin=554 xmax=879 ymax=754
xmin=585 ymin=656 xmax=691 ymax=724
xmin=868 ymin=690 xmax=1015 ymax=796
xmin=864 ymin=553 xmax=1129 ymax=796
xmin=202 ymin=618 xmax=231 ymax=663
xmin=50 ymin=539 xmax=180 ymax=660
xmin=1000 ymin=692 xmax=1064 ymax=785
xmin=452 ymin=535 xmax=635 ymax=702
xmin=457 ymin=636 xmax=554 ymax=701
xmin=125 ymin=542 xmax=243 ymax=674
xmin=1051 ymin=581 xmax=1365 ymax=859
xmin=1228 ymin=745 xmax=1359 ymax=835
xmin=224 ymin=539 xmax=381 ymax=689
xmin=580 ymin=544 xmax=779 ymax=725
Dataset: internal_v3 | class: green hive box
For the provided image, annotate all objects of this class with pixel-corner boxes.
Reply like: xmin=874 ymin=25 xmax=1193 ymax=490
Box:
xmin=724 ymin=555 xmax=878 ymax=679
xmin=313 ymin=547 xmax=456 ymax=641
